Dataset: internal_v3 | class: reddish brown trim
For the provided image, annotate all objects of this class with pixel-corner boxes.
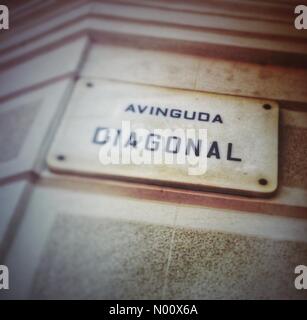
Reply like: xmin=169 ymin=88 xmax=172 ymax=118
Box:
xmin=105 ymin=0 xmax=294 ymax=24
xmin=42 ymin=173 xmax=307 ymax=219
xmin=1 ymin=12 xmax=307 ymax=66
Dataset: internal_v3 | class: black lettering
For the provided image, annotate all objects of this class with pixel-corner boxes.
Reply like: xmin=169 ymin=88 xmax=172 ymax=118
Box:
xmin=155 ymin=107 xmax=168 ymax=117
xmin=186 ymin=139 xmax=201 ymax=156
xmin=93 ymin=127 xmax=110 ymax=145
xmin=113 ymin=129 xmax=121 ymax=146
xmin=125 ymin=104 xmax=135 ymax=113
xmin=227 ymin=143 xmax=242 ymax=161
xmin=166 ymin=136 xmax=181 ymax=153
xmin=145 ymin=134 xmax=161 ymax=151
xmin=125 ymin=132 xmax=138 ymax=148
xmin=184 ymin=111 xmax=196 ymax=120
xmin=170 ymin=109 xmax=181 ymax=118
xmin=207 ymin=141 xmax=220 ymax=159
xmin=198 ymin=112 xmax=210 ymax=121
xmin=137 ymin=105 xmax=148 ymax=113
xmin=212 ymin=114 xmax=223 ymax=123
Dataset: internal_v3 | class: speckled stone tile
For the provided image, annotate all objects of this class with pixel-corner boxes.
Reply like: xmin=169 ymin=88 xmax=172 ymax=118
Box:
xmin=0 ymin=103 xmax=39 ymax=163
xmin=164 ymin=228 xmax=307 ymax=300
xmin=29 ymin=212 xmax=307 ymax=299
xmin=280 ymin=126 xmax=307 ymax=189
xmin=30 ymin=213 xmax=173 ymax=299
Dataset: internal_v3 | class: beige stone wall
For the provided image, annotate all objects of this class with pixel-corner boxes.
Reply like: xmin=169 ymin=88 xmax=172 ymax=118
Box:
xmin=0 ymin=0 xmax=307 ymax=299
